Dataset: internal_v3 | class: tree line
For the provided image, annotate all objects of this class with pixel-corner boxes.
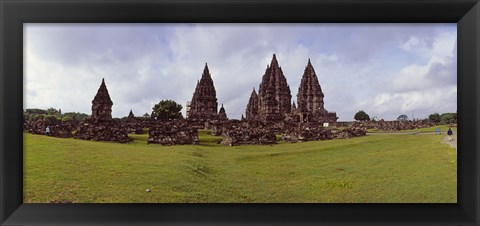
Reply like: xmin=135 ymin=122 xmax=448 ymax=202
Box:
xmin=24 ymin=108 xmax=89 ymax=123
xmin=23 ymin=100 xmax=185 ymax=122
xmin=354 ymin=110 xmax=457 ymax=124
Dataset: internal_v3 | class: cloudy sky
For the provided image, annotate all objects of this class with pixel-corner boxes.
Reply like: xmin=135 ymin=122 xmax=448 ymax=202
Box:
xmin=24 ymin=23 xmax=456 ymax=121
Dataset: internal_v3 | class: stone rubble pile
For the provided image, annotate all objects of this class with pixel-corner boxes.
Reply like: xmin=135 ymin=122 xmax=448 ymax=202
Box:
xmin=281 ymin=122 xmax=367 ymax=142
xmin=332 ymin=126 xmax=367 ymax=139
xmin=147 ymin=120 xmax=199 ymax=145
xmin=281 ymin=122 xmax=332 ymax=142
xmin=353 ymin=119 xmax=435 ymax=131
xmin=74 ymin=120 xmax=130 ymax=143
xmin=219 ymin=121 xmax=276 ymax=146
xmin=23 ymin=118 xmax=76 ymax=138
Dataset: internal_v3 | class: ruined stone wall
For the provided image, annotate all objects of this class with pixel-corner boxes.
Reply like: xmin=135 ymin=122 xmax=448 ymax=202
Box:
xmin=353 ymin=120 xmax=435 ymax=131
xmin=332 ymin=126 xmax=367 ymax=139
xmin=23 ymin=118 xmax=76 ymax=138
xmin=147 ymin=120 xmax=199 ymax=145
xmin=121 ymin=117 xmax=155 ymax=134
xmin=220 ymin=121 xmax=276 ymax=146
xmin=74 ymin=120 xmax=130 ymax=143
xmin=281 ymin=122 xmax=366 ymax=142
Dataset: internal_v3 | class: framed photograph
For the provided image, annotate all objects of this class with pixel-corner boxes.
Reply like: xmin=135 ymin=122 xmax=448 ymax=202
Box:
xmin=1 ymin=0 xmax=479 ymax=225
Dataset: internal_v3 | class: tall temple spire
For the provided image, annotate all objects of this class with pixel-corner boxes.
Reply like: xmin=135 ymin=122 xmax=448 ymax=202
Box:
xmin=202 ymin=63 xmax=211 ymax=79
xmin=256 ymin=54 xmax=292 ymax=122
xmin=246 ymin=86 xmax=259 ymax=121
xmin=91 ymin=78 xmax=113 ymax=121
xmin=297 ymin=59 xmax=325 ymax=114
xmin=270 ymin=53 xmax=279 ymax=68
xmin=187 ymin=64 xmax=218 ymax=120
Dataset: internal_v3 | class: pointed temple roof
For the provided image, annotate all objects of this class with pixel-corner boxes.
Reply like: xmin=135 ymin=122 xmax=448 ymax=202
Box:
xmin=257 ymin=54 xmax=292 ymax=119
xmin=218 ymin=103 xmax=228 ymax=120
xmin=297 ymin=59 xmax=325 ymax=113
xmin=128 ymin=109 xmax=134 ymax=118
xmin=196 ymin=63 xmax=216 ymax=96
xmin=188 ymin=63 xmax=218 ymax=119
xmin=298 ymin=59 xmax=324 ymax=97
xmin=92 ymin=78 xmax=113 ymax=105
xmin=219 ymin=104 xmax=226 ymax=113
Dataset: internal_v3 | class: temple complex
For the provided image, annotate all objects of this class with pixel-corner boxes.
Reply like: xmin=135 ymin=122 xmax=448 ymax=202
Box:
xmin=256 ymin=54 xmax=292 ymax=122
xmin=26 ymin=55 xmax=345 ymax=146
xmin=91 ymin=78 xmax=113 ymax=122
xmin=296 ymin=59 xmax=337 ymax=122
xmin=187 ymin=63 xmax=218 ymax=121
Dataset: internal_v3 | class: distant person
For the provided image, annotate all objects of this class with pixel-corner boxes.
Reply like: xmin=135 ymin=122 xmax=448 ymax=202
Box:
xmin=447 ymin=128 xmax=453 ymax=142
xmin=436 ymin=128 xmax=441 ymax=135
xmin=45 ymin=126 xmax=51 ymax=136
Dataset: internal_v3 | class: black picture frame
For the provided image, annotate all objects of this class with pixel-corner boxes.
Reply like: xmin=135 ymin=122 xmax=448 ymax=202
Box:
xmin=1 ymin=0 xmax=479 ymax=225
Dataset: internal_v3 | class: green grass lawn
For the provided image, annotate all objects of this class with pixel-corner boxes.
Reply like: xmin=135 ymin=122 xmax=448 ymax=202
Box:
xmin=24 ymin=130 xmax=457 ymax=203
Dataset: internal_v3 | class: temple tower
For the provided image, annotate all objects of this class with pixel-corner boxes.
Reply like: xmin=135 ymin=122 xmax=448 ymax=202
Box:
xmin=128 ymin=109 xmax=135 ymax=119
xmin=187 ymin=63 xmax=218 ymax=121
xmin=218 ymin=104 xmax=228 ymax=121
xmin=91 ymin=78 xmax=113 ymax=122
xmin=296 ymin=59 xmax=337 ymax=122
xmin=257 ymin=54 xmax=292 ymax=122
xmin=297 ymin=59 xmax=325 ymax=114
xmin=245 ymin=88 xmax=259 ymax=121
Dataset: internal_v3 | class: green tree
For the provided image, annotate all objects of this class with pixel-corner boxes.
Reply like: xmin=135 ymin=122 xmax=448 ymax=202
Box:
xmin=46 ymin=108 xmax=61 ymax=116
xmin=354 ymin=110 xmax=370 ymax=121
xmin=62 ymin=112 xmax=90 ymax=122
xmin=25 ymin=108 xmax=47 ymax=115
xmin=429 ymin=113 xmax=441 ymax=123
xmin=397 ymin=114 xmax=409 ymax=121
xmin=152 ymin=100 xmax=183 ymax=120
xmin=441 ymin=113 xmax=456 ymax=124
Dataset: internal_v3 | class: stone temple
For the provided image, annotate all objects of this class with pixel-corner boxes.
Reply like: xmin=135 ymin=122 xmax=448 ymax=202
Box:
xmin=246 ymin=54 xmax=337 ymax=124
xmin=91 ymin=78 xmax=113 ymax=122
xmin=218 ymin=104 xmax=228 ymax=121
xmin=187 ymin=63 xmax=218 ymax=121
xmin=74 ymin=78 xmax=129 ymax=143
xmin=245 ymin=88 xmax=259 ymax=121
xmin=296 ymin=59 xmax=337 ymax=122
xmin=247 ymin=54 xmax=292 ymax=122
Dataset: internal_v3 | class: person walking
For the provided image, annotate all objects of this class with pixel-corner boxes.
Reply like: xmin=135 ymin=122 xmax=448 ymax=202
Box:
xmin=447 ymin=127 xmax=453 ymax=142
xmin=45 ymin=126 xmax=51 ymax=136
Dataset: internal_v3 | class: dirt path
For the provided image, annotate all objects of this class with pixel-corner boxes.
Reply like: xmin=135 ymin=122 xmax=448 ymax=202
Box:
xmin=443 ymin=134 xmax=457 ymax=151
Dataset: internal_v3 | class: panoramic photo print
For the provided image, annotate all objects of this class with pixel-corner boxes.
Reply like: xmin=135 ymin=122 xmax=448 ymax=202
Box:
xmin=23 ymin=23 xmax=457 ymax=203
